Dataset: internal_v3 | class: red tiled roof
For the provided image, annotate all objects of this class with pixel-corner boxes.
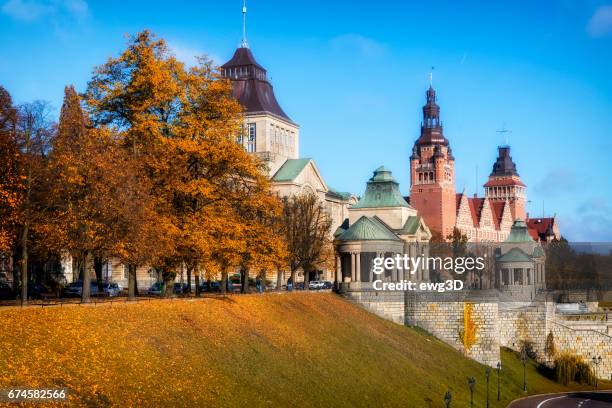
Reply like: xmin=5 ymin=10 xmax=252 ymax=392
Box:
xmin=483 ymin=178 xmax=526 ymax=187
xmin=455 ymin=193 xmax=463 ymax=211
xmin=526 ymin=218 xmax=555 ymax=241
xmin=468 ymin=197 xmax=484 ymax=228
xmin=489 ymin=201 xmax=506 ymax=230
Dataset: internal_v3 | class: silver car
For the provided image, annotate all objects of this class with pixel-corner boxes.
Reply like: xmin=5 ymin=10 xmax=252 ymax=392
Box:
xmin=103 ymin=282 xmax=122 ymax=297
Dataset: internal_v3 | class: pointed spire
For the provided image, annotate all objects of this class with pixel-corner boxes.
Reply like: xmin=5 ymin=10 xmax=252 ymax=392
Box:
xmin=429 ymin=66 xmax=434 ymax=87
xmin=241 ymin=0 xmax=249 ymax=48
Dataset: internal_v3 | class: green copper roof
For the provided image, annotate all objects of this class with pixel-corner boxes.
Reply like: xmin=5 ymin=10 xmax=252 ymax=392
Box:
xmin=272 ymin=158 xmax=311 ymax=182
xmin=327 ymin=187 xmax=353 ymax=201
xmin=333 ymin=226 xmax=346 ymax=237
xmin=351 ymin=166 xmax=410 ymax=209
xmin=397 ymin=216 xmax=422 ymax=235
xmin=505 ymin=219 xmax=534 ymax=243
xmin=497 ymin=247 xmax=533 ymax=263
xmin=337 ymin=216 xmax=401 ymax=242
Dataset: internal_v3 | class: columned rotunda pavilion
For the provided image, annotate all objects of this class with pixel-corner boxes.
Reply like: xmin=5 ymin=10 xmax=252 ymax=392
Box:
xmin=335 ymin=167 xmax=431 ymax=289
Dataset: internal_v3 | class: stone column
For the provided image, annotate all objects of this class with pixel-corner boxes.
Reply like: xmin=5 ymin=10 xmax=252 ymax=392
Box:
xmin=350 ymin=253 xmax=356 ymax=282
xmin=368 ymin=254 xmax=374 ymax=282
xmin=355 ymin=252 xmax=361 ymax=282
xmin=335 ymin=255 xmax=341 ymax=284
xmin=510 ymin=268 xmax=514 ymax=285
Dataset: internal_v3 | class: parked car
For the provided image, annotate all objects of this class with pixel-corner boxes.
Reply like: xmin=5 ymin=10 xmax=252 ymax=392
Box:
xmin=0 ymin=282 xmax=13 ymax=300
xmin=62 ymin=281 xmax=101 ymax=297
xmin=322 ymin=281 xmax=333 ymax=289
xmin=147 ymin=282 xmax=164 ymax=296
xmin=308 ymin=280 xmax=325 ymax=290
xmin=173 ymin=283 xmax=189 ymax=294
xmin=198 ymin=281 xmax=222 ymax=292
xmin=102 ymin=282 xmax=121 ymax=297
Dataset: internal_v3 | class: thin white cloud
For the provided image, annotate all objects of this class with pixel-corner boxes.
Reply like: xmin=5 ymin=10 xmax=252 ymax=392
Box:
xmin=1 ymin=0 xmax=52 ymax=21
xmin=533 ymin=167 xmax=581 ymax=196
xmin=167 ymin=41 xmax=221 ymax=68
xmin=330 ymin=34 xmax=387 ymax=59
xmin=1 ymin=0 xmax=88 ymax=23
xmin=578 ymin=197 xmax=609 ymax=213
xmin=587 ymin=5 xmax=612 ymax=37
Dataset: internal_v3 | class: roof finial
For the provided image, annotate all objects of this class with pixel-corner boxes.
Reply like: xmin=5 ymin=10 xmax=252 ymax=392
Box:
xmin=496 ymin=123 xmax=512 ymax=146
xmin=429 ymin=66 xmax=434 ymax=87
xmin=241 ymin=0 xmax=249 ymax=48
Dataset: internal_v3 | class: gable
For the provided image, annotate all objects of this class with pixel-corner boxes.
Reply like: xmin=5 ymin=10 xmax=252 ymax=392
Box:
xmin=479 ymin=199 xmax=494 ymax=230
xmin=456 ymin=193 xmax=475 ymax=228
xmin=272 ymin=158 xmax=328 ymax=192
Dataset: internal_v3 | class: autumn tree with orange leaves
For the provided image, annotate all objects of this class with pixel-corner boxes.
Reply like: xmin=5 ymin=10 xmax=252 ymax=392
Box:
xmin=83 ymin=30 xmax=285 ymax=295
xmin=13 ymin=100 xmax=55 ymax=304
xmin=43 ymin=86 xmax=141 ymax=302
xmin=0 ymin=87 xmax=20 ymax=255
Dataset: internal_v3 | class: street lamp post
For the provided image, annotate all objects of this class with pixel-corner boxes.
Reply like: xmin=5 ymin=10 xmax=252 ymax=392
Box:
xmin=485 ymin=366 xmax=491 ymax=408
xmin=497 ymin=361 xmax=502 ymax=401
xmin=520 ymin=348 xmax=528 ymax=392
xmin=444 ymin=390 xmax=452 ymax=408
xmin=592 ymin=356 xmax=602 ymax=390
xmin=468 ymin=377 xmax=476 ymax=408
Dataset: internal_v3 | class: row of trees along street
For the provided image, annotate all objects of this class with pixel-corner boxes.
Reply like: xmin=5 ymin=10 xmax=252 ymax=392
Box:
xmin=0 ymin=31 xmax=334 ymax=304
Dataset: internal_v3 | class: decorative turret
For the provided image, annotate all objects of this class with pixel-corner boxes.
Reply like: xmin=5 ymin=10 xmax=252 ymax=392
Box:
xmin=484 ymin=146 xmax=526 ymax=220
xmin=220 ymin=0 xmax=299 ymax=173
xmin=490 ymin=146 xmax=518 ymax=177
xmin=221 ymin=47 xmax=291 ymax=121
xmin=416 ymin=86 xmax=449 ymax=146
xmin=505 ymin=219 xmax=533 ymax=243
xmin=352 ymin=166 xmax=410 ymax=209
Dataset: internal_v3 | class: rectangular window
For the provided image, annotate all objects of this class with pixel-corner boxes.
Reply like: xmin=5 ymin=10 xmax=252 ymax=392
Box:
xmin=246 ymin=123 xmax=256 ymax=153
xmin=123 ymin=265 xmax=129 ymax=279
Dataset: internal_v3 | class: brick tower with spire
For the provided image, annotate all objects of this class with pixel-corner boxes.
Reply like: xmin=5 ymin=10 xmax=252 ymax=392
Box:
xmin=409 ymin=86 xmax=457 ymax=238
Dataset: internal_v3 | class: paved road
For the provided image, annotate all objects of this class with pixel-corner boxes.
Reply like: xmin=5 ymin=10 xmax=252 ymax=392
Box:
xmin=508 ymin=391 xmax=612 ymax=408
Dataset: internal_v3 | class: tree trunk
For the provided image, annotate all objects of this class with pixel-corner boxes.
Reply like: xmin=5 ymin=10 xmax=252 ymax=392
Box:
xmin=276 ymin=270 xmax=283 ymax=292
xmin=194 ymin=270 xmax=200 ymax=297
xmin=220 ymin=271 xmax=227 ymax=294
xmin=290 ymin=270 xmax=296 ymax=291
xmin=128 ymin=264 xmax=137 ymax=300
xmin=94 ymin=256 xmax=103 ymax=291
xmin=303 ymin=266 xmax=310 ymax=291
xmin=240 ymin=266 xmax=248 ymax=293
xmin=81 ymin=252 xmax=91 ymax=303
xmin=186 ymin=265 xmax=192 ymax=294
xmin=20 ymin=224 xmax=28 ymax=305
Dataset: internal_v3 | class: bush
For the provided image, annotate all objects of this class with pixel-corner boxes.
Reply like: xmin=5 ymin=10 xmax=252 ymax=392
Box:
xmin=553 ymin=353 xmax=595 ymax=385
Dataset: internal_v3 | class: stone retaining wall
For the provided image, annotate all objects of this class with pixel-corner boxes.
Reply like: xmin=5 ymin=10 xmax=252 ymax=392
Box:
xmin=405 ymin=293 xmax=500 ymax=367
xmin=341 ymin=288 xmax=611 ymax=379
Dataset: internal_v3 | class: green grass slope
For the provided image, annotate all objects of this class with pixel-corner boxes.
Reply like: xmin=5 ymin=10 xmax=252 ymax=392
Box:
xmin=0 ymin=293 xmax=605 ymax=407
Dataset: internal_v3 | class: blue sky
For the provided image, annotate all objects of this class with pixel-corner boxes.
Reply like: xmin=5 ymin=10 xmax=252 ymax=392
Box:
xmin=1 ymin=0 xmax=612 ymax=241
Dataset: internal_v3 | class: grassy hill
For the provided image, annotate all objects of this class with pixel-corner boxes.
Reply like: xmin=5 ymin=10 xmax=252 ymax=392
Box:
xmin=0 ymin=293 xmax=605 ymax=407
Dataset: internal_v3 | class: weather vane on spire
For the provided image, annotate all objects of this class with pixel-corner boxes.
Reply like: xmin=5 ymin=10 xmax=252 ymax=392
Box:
xmin=496 ymin=123 xmax=512 ymax=146
xmin=241 ymin=0 xmax=249 ymax=48
xmin=429 ymin=66 xmax=434 ymax=87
